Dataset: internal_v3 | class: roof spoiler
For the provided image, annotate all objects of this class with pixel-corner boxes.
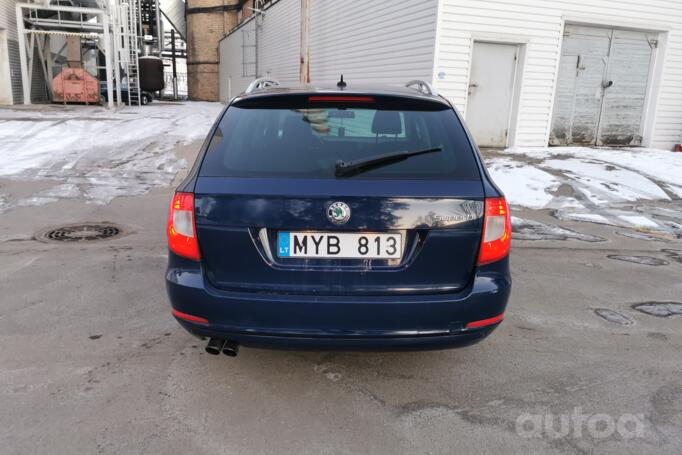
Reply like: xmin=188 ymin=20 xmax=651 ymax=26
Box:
xmin=245 ymin=77 xmax=280 ymax=94
xmin=405 ymin=80 xmax=438 ymax=96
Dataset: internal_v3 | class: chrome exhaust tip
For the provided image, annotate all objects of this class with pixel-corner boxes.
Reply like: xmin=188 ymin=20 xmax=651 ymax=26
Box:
xmin=222 ymin=340 xmax=239 ymax=357
xmin=205 ymin=338 xmax=226 ymax=355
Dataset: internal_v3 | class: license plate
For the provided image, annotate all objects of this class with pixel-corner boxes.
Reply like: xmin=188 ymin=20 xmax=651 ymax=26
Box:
xmin=277 ymin=231 xmax=402 ymax=259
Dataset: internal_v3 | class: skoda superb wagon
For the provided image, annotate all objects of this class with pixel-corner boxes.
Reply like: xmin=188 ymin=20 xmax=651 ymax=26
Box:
xmin=166 ymin=78 xmax=511 ymax=356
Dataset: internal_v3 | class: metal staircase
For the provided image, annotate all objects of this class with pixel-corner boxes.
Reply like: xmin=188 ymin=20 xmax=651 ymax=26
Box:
xmin=122 ymin=0 xmax=141 ymax=106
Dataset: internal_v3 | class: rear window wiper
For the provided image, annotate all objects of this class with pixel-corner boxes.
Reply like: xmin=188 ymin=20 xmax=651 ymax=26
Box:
xmin=335 ymin=146 xmax=443 ymax=177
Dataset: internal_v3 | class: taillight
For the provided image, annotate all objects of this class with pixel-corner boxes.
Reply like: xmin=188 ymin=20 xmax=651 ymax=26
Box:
xmin=477 ymin=197 xmax=511 ymax=265
xmin=167 ymin=192 xmax=200 ymax=261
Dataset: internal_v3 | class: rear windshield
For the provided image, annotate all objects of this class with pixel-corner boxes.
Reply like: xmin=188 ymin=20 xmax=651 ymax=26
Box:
xmin=199 ymin=98 xmax=480 ymax=180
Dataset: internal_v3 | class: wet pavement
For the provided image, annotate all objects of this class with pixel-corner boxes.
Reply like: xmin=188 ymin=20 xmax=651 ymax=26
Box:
xmin=0 ymin=140 xmax=681 ymax=454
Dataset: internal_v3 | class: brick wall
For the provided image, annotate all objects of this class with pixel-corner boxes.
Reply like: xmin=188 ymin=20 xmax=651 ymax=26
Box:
xmin=186 ymin=0 xmax=241 ymax=100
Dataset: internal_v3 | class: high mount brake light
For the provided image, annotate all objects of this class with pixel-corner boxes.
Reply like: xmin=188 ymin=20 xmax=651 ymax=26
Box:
xmin=167 ymin=192 xmax=200 ymax=261
xmin=477 ymin=197 xmax=511 ymax=265
xmin=308 ymin=96 xmax=375 ymax=103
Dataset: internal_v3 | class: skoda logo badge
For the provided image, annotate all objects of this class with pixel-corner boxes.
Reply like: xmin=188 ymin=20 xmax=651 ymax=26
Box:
xmin=327 ymin=201 xmax=351 ymax=225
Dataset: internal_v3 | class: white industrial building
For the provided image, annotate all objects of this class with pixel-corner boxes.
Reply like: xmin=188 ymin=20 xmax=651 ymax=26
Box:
xmin=219 ymin=0 xmax=682 ymax=150
xmin=1 ymin=0 xmax=25 ymax=104
xmin=0 ymin=0 xmax=186 ymax=106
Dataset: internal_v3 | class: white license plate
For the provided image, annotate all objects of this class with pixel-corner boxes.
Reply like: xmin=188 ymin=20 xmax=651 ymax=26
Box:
xmin=277 ymin=231 xmax=402 ymax=259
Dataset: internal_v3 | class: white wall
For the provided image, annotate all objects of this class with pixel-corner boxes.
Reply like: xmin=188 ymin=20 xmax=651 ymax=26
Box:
xmin=259 ymin=0 xmax=300 ymax=85
xmin=219 ymin=0 xmax=682 ymax=149
xmin=0 ymin=0 xmax=16 ymax=40
xmin=436 ymin=0 xmax=682 ymax=149
xmin=219 ymin=0 xmax=438 ymax=101
xmin=0 ymin=0 xmax=18 ymax=104
xmin=219 ymin=0 xmax=301 ymax=100
xmin=308 ymin=0 xmax=438 ymax=86
xmin=219 ymin=18 xmax=257 ymax=100
xmin=0 ymin=30 xmax=12 ymax=104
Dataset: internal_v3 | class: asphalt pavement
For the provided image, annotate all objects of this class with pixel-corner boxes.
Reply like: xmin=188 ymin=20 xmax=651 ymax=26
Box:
xmin=1 ymin=140 xmax=680 ymax=455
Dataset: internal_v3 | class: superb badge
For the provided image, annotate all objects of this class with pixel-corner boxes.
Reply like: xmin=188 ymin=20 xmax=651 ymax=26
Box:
xmin=327 ymin=201 xmax=351 ymax=225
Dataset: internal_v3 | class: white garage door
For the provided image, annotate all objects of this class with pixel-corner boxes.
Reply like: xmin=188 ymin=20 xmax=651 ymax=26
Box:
xmin=550 ymin=24 xmax=656 ymax=146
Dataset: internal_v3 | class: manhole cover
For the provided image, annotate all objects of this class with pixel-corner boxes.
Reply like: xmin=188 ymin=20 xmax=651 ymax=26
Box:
xmin=35 ymin=223 xmax=125 ymax=243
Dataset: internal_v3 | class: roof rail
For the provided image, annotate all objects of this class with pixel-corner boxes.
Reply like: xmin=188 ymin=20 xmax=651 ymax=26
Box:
xmin=405 ymin=80 xmax=438 ymax=96
xmin=245 ymin=77 xmax=280 ymax=94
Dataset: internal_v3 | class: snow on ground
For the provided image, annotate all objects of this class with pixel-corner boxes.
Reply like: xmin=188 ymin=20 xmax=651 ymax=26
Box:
xmin=1 ymin=104 xmax=681 ymax=237
xmin=486 ymin=146 xmax=682 ymax=234
xmin=484 ymin=158 xmax=560 ymax=209
xmin=0 ymin=102 xmax=223 ymax=210
xmin=505 ymin=146 xmax=682 ymax=195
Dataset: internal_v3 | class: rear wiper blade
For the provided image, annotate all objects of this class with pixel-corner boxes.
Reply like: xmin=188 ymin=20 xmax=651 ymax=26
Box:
xmin=335 ymin=146 xmax=443 ymax=177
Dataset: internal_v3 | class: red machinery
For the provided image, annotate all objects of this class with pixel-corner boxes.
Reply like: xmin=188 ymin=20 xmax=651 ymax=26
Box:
xmin=51 ymin=36 xmax=100 ymax=104
xmin=52 ymin=68 xmax=100 ymax=103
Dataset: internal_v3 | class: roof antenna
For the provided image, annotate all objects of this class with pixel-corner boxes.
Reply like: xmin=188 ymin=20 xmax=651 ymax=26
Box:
xmin=337 ymin=74 xmax=347 ymax=89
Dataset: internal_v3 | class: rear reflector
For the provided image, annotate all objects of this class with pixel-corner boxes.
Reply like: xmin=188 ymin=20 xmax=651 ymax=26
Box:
xmin=172 ymin=309 xmax=208 ymax=324
xmin=477 ymin=197 xmax=511 ymax=265
xmin=466 ymin=313 xmax=504 ymax=329
xmin=167 ymin=192 xmax=201 ymax=261
xmin=308 ymin=96 xmax=375 ymax=103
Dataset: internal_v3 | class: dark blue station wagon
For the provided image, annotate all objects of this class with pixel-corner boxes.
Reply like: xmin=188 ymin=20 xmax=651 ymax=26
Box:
xmin=166 ymin=79 xmax=511 ymax=356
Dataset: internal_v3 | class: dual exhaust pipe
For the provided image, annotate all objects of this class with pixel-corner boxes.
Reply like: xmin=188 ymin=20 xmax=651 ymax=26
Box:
xmin=205 ymin=338 xmax=239 ymax=357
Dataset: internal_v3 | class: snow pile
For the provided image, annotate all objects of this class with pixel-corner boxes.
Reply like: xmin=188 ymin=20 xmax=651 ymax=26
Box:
xmin=506 ymin=146 xmax=682 ymax=199
xmin=485 ymin=146 xmax=682 ymax=233
xmin=542 ymin=158 xmax=668 ymax=203
xmin=0 ymin=102 xmax=223 ymax=209
xmin=485 ymin=158 xmax=560 ymax=209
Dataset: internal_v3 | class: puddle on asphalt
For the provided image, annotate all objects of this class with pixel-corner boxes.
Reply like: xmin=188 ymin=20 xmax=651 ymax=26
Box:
xmin=607 ymin=255 xmax=669 ymax=266
xmin=661 ymin=249 xmax=682 ymax=264
xmin=647 ymin=332 xmax=668 ymax=341
xmin=594 ymin=308 xmax=635 ymax=326
xmin=632 ymin=302 xmax=682 ymax=318
xmin=551 ymin=203 xmax=682 ymax=239
xmin=511 ymin=217 xmax=605 ymax=242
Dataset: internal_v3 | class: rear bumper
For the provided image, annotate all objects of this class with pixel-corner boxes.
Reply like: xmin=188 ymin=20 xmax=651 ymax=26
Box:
xmin=166 ymin=254 xmax=511 ymax=351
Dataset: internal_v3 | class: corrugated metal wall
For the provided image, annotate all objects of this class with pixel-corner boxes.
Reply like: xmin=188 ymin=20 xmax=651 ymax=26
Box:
xmin=160 ymin=0 xmax=186 ymax=40
xmin=1 ymin=0 xmax=21 ymax=104
xmin=6 ymin=39 xmax=22 ymax=104
xmin=0 ymin=0 xmax=17 ymax=40
xmin=1 ymin=0 xmax=49 ymax=104
xmin=218 ymin=18 xmax=257 ymax=100
xmin=218 ymin=0 xmax=438 ymax=101
xmin=259 ymin=0 xmax=300 ymax=85
xmin=436 ymin=0 xmax=682 ymax=149
xmin=30 ymin=45 xmax=48 ymax=103
xmin=219 ymin=0 xmax=300 ymax=100
xmin=308 ymin=0 xmax=437 ymax=86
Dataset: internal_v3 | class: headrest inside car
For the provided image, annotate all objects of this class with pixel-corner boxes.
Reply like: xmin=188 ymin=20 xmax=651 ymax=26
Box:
xmin=282 ymin=115 xmax=313 ymax=141
xmin=371 ymin=111 xmax=402 ymax=135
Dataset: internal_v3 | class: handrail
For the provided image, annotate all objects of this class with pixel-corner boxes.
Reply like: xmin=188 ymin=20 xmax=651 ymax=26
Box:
xmin=405 ymin=80 xmax=438 ymax=96
xmin=244 ymin=77 xmax=280 ymax=93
